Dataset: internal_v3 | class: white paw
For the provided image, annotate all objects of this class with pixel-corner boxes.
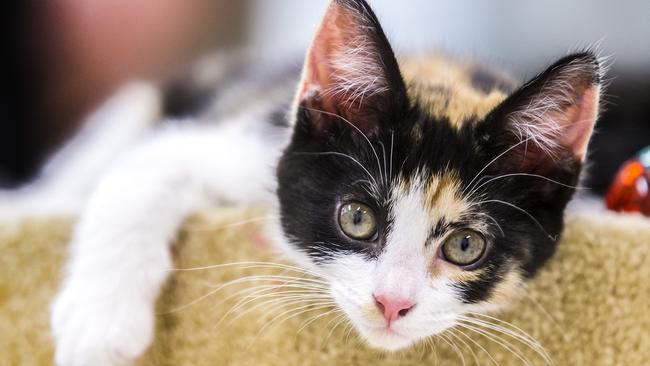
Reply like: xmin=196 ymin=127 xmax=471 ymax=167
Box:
xmin=51 ymin=281 xmax=155 ymax=366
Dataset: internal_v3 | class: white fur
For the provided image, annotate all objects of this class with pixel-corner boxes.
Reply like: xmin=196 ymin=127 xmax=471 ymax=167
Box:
xmin=51 ymin=111 xmax=288 ymax=365
xmin=322 ymin=181 xmax=478 ymax=351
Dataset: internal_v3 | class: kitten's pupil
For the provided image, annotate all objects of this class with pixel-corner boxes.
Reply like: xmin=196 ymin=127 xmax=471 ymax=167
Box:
xmin=460 ymin=236 xmax=470 ymax=251
xmin=353 ymin=210 xmax=363 ymax=225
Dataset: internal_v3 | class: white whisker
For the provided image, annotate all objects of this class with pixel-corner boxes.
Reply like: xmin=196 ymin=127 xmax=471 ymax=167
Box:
xmin=454 ymin=327 xmax=500 ymax=366
xmin=389 ymin=130 xmax=395 ymax=181
xmin=462 ymin=313 xmax=553 ymax=365
xmin=439 ymin=332 xmax=467 ymax=366
xmin=323 ymin=312 xmax=349 ymax=347
xmin=162 ymin=272 xmax=328 ymax=314
xmin=247 ymin=302 xmax=336 ymax=349
xmin=293 ymin=151 xmax=380 ymax=193
xmin=296 ymin=307 xmax=341 ymax=336
xmin=475 ymin=199 xmax=555 ymax=240
xmin=448 ymin=329 xmax=480 ymax=366
xmin=457 ymin=321 xmax=537 ymax=366
xmin=182 ymin=215 xmax=279 ymax=232
xmin=462 ymin=137 xmax=537 ymax=197
xmin=225 ymin=293 xmax=334 ymax=328
xmin=302 ymin=107 xmax=384 ymax=185
xmin=169 ymin=261 xmax=324 ymax=279
xmin=520 ymin=292 xmax=567 ymax=338
xmin=468 ymin=172 xmax=585 ymax=198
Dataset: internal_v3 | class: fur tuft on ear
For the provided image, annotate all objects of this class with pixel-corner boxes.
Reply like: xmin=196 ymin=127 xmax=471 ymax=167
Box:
xmin=294 ymin=0 xmax=406 ymax=138
xmin=487 ymin=52 xmax=603 ymax=163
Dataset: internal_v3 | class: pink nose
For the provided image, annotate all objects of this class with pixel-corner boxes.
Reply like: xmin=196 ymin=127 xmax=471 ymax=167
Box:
xmin=373 ymin=294 xmax=415 ymax=326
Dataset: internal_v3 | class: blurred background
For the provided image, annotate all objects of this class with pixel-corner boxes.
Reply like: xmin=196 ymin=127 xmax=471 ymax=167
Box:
xmin=3 ymin=0 xmax=649 ymax=204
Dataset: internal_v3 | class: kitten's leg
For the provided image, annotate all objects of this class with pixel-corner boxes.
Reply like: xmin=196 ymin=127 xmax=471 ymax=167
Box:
xmin=51 ymin=119 xmax=286 ymax=366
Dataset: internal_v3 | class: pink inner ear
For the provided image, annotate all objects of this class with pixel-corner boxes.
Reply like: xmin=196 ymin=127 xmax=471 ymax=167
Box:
xmin=556 ymin=85 xmax=600 ymax=161
xmin=297 ymin=1 xmax=390 ymax=133
xmin=299 ymin=3 xmax=356 ymax=104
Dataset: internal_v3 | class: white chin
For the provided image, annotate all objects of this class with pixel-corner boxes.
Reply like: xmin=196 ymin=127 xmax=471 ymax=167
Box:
xmin=355 ymin=318 xmax=457 ymax=352
xmin=357 ymin=326 xmax=418 ymax=351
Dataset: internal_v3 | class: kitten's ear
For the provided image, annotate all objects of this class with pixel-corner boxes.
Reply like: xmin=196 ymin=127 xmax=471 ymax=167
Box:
xmin=295 ymin=0 xmax=406 ymax=139
xmin=482 ymin=52 xmax=602 ymax=169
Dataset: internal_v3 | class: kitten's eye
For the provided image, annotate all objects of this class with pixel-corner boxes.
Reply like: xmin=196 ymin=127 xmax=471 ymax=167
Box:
xmin=339 ymin=202 xmax=377 ymax=240
xmin=440 ymin=230 xmax=487 ymax=267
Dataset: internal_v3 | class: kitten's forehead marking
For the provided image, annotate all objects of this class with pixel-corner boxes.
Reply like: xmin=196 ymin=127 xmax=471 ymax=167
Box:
xmin=423 ymin=172 xmax=469 ymax=224
xmin=385 ymin=172 xmax=489 ymax=280
xmin=384 ymin=172 xmax=470 ymax=252
xmin=385 ymin=175 xmax=431 ymax=261
xmin=388 ymin=172 xmax=470 ymax=244
xmin=399 ymin=56 xmax=509 ymax=131
xmin=375 ymin=177 xmax=431 ymax=299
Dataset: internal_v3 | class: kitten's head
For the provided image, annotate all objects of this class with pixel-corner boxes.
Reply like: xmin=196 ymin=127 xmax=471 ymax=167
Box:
xmin=276 ymin=0 xmax=602 ymax=351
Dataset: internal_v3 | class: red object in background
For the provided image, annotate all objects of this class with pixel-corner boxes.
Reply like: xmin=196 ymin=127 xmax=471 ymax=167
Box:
xmin=606 ymin=147 xmax=650 ymax=216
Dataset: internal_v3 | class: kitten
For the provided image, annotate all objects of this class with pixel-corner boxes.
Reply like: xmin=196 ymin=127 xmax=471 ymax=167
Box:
xmin=51 ymin=0 xmax=603 ymax=364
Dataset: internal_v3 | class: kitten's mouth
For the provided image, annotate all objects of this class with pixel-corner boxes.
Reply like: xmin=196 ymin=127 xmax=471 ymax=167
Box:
xmin=368 ymin=324 xmax=407 ymax=336
xmin=350 ymin=312 xmax=458 ymax=352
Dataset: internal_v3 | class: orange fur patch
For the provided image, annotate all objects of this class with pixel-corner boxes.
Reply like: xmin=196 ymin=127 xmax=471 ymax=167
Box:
xmin=400 ymin=56 xmax=509 ymax=130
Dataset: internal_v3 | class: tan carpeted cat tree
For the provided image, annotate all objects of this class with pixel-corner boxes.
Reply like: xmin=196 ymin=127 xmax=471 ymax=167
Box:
xmin=1 ymin=208 xmax=649 ymax=365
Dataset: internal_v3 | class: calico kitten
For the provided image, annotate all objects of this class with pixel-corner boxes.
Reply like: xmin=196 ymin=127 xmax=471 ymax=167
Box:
xmin=51 ymin=0 xmax=603 ymax=364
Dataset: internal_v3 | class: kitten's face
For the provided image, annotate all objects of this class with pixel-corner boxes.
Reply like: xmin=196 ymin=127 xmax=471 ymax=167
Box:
xmin=277 ymin=0 xmax=601 ymax=351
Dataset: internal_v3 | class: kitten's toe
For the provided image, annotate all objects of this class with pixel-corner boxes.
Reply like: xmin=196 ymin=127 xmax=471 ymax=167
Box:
xmin=51 ymin=283 xmax=154 ymax=366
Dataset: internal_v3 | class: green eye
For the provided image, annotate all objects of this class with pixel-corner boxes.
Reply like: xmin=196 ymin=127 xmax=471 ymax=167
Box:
xmin=441 ymin=230 xmax=487 ymax=267
xmin=339 ymin=202 xmax=377 ymax=240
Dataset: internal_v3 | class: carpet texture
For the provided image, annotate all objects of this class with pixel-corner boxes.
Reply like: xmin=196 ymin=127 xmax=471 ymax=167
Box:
xmin=1 ymin=208 xmax=649 ymax=366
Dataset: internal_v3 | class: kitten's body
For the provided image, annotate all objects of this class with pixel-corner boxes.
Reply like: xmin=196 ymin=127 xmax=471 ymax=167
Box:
xmin=43 ymin=1 xmax=603 ymax=365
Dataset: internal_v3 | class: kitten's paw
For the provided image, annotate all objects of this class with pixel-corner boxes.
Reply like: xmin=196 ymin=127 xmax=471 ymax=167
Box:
xmin=51 ymin=282 xmax=154 ymax=366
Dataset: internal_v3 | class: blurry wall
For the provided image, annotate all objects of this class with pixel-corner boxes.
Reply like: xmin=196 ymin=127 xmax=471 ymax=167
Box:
xmin=248 ymin=0 xmax=650 ymax=75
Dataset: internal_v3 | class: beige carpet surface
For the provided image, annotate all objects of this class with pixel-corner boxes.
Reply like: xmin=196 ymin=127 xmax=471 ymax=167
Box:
xmin=1 ymin=208 xmax=649 ymax=365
